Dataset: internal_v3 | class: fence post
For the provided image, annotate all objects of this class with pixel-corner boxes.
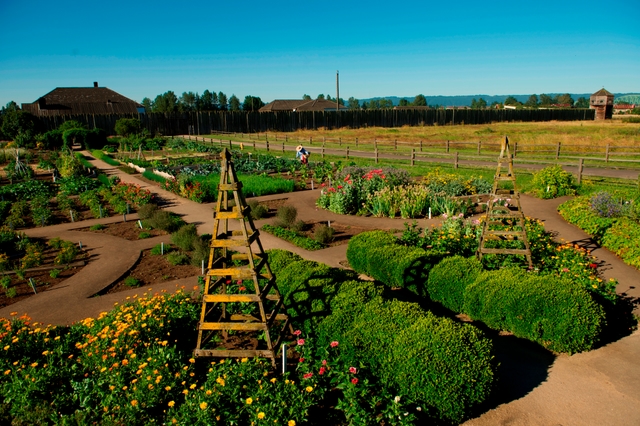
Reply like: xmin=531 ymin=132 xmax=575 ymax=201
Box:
xmin=339 ymin=138 xmax=342 ymax=147
xmin=310 ymin=137 xmax=312 ymax=145
xmin=605 ymin=144 xmax=610 ymax=162
xmin=285 ymin=135 xmax=288 ymax=143
xmin=346 ymin=146 xmax=349 ymax=160
xmin=513 ymin=142 xmax=517 ymax=158
xmin=577 ymin=158 xmax=584 ymax=184
xmin=454 ymin=152 xmax=459 ymax=169
xmin=282 ymin=142 xmax=285 ymax=153
xmin=229 ymin=140 xmax=232 ymax=149
xmin=420 ymin=140 xmax=423 ymax=152
xmin=266 ymin=140 xmax=269 ymax=152
xmin=394 ymin=139 xmax=397 ymax=150
xmin=375 ymin=149 xmax=379 ymax=164
xmin=253 ymin=141 xmax=256 ymax=150
xmin=411 ymin=149 xmax=415 ymax=166
xmin=556 ymin=142 xmax=561 ymax=160
xmin=374 ymin=138 xmax=377 ymax=151
xmin=477 ymin=141 xmax=481 ymax=156
xmin=446 ymin=140 xmax=450 ymax=153
xmin=356 ymin=137 xmax=358 ymax=147
xmin=321 ymin=147 xmax=325 ymax=159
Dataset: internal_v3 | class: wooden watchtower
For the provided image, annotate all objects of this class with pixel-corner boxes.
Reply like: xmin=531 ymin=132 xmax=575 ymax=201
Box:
xmin=194 ymin=148 xmax=290 ymax=366
xmin=477 ymin=137 xmax=533 ymax=268
xmin=590 ymin=88 xmax=614 ymax=120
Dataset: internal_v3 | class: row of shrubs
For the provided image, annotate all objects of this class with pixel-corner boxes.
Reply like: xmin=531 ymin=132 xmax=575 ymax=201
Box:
xmin=558 ymin=190 xmax=640 ymax=269
xmin=267 ymin=249 xmax=496 ymax=424
xmin=346 ymin=231 xmax=607 ymax=354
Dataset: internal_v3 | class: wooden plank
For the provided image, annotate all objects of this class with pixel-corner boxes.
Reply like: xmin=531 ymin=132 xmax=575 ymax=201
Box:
xmin=210 ymin=238 xmax=250 ymax=248
xmin=199 ymin=322 xmax=267 ymax=331
xmin=218 ymin=182 xmax=243 ymax=191
xmin=194 ymin=349 xmax=275 ymax=358
xmin=207 ymin=267 xmax=256 ymax=280
xmin=479 ymin=248 xmax=531 ymax=255
xmin=203 ymin=294 xmax=260 ymax=303
xmin=215 ymin=211 xmax=244 ymax=219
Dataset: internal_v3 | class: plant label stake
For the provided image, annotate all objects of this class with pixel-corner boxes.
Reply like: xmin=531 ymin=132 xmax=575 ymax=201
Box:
xmin=429 ymin=207 xmax=432 ymax=220
xmin=70 ymin=210 xmax=74 ymax=223
xmin=123 ymin=214 xmax=127 ymax=222
xmin=127 ymin=204 xmax=130 ymax=215
xmin=311 ymin=180 xmax=314 ymax=190
xmin=99 ymin=205 xmax=103 ymax=218
xmin=29 ymin=278 xmax=37 ymax=294
xmin=328 ymin=220 xmax=330 ymax=227
xmin=282 ymin=344 xmax=287 ymax=374
xmin=79 ymin=241 xmax=82 ymax=249
xmin=138 ymin=220 xmax=143 ymax=229
xmin=201 ymin=260 xmax=205 ymax=275
xmin=161 ymin=242 xmax=164 ymax=255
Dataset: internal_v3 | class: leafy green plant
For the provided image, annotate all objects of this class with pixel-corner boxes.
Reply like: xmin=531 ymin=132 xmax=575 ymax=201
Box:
xmin=167 ymin=252 xmax=190 ymax=265
xmin=0 ymin=275 xmax=11 ymax=289
xmin=313 ymin=224 xmax=335 ymax=244
xmin=247 ymin=200 xmax=268 ymax=220
xmin=274 ymin=205 xmax=298 ymax=228
xmin=5 ymin=286 xmax=16 ymax=298
xmin=89 ymin=224 xmax=105 ymax=231
xmin=136 ymin=203 xmax=158 ymax=220
xmin=261 ymin=224 xmax=324 ymax=250
xmin=124 ymin=276 xmax=141 ymax=287
xmin=531 ymin=165 xmax=577 ymax=199
xmin=145 ymin=210 xmax=185 ymax=232
xmin=138 ymin=231 xmax=151 ymax=239
xmin=49 ymin=269 xmax=61 ymax=279
xmin=30 ymin=196 xmax=52 ymax=227
xmin=171 ymin=224 xmax=199 ymax=251
xmin=427 ymin=256 xmax=483 ymax=312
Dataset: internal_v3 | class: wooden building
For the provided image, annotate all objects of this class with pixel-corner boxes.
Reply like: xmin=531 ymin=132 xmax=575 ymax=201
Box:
xmin=21 ymin=82 xmax=144 ymax=116
xmin=259 ymin=99 xmax=347 ymax=112
xmin=589 ymin=88 xmax=614 ymax=120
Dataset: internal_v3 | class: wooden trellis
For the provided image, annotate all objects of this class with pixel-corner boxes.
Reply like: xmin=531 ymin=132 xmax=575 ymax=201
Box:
xmin=194 ymin=148 xmax=290 ymax=366
xmin=477 ymin=136 xmax=533 ymax=268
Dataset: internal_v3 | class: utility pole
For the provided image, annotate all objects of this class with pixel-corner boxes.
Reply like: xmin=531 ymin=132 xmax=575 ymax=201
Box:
xmin=336 ymin=70 xmax=340 ymax=127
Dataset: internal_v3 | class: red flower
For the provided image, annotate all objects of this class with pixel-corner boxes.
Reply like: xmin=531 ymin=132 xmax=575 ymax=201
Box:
xmin=337 ymin=185 xmax=343 ymax=189
xmin=351 ymin=378 xmax=358 ymax=385
xmin=349 ymin=367 xmax=357 ymax=374
xmin=589 ymin=263 xmax=598 ymax=269
xmin=293 ymin=330 xmax=302 ymax=336
xmin=343 ymin=174 xmax=351 ymax=182
xmin=318 ymin=367 xmax=326 ymax=375
xmin=321 ymin=360 xmax=327 ymax=366
xmin=297 ymin=339 xmax=305 ymax=346
xmin=330 ymin=341 xmax=339 ymax=348
xmin=299 ymin=357 xmax=305 ymax=363
xmin=303 ymin=373 xmax=313 ymax=379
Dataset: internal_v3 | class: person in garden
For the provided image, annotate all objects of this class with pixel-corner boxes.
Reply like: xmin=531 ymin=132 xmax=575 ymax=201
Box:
xmin=296 ymin=145 xmax=310 ymax=165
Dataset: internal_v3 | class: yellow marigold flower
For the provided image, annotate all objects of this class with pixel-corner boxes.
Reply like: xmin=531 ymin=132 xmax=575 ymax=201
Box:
xmin=42 ymin=350 xmax=49 ymax=356
xmin=246 ymin=397 xmax=253 ymax=405
xmin=190 ymin=383 xmax=196 ymax=390
xmin=3 ymin=345 xmax=8 ymax=351
xmin=189 ymin=358 xmax=195 ymax=363
xmin=288 ymin=421 xmax=296 ymax=426
xmin=168 ymin=401 xmax=175 ymax=408
xmin=131 ymin=400 xmax=138 ymax=407
xmin=258 ymin=412 xmax=265 ymax=419
xmin=270 ymin=378 xmax=277 ymax=383
xmin=182 ymin=390 xmax=188 ymax=395
xmin=305 ymin=386 xmax=313 ymax=393
xmin=4 ymin=370 xmax=10 ymax=375
xmin=165 ymin=386 xmax=171 ymax=391
xmin=241 ymin=357 xmax=248 ymax=363
xmin=30 ymin=362 xmax=38 ymax=368
xmin=199 ymin=402 xmax=208 ymax=410
xmin=206 ymin=390 xmax=212 ymax=395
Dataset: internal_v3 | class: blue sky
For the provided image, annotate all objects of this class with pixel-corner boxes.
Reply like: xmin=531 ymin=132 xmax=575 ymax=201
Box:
xmin=1 ymin=0 xmax=638 ymax=106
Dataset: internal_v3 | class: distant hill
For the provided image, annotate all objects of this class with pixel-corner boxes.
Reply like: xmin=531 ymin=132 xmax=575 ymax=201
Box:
xmin=615 ymin=94 xmax=640 ymax=104
xmin=360 ymin=93 xmax=639 ymax=107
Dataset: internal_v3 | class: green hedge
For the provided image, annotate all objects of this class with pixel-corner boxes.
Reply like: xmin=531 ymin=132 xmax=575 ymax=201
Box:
xmin=347 ymin=230 xmax=442 ymax=296
xmin=464 ymin=268 xmax=605 ymax=353
xmin=261 ymin=224 xmax=324 ymax=251
xmin=427 ymin=256 xmax=483 ymax=312
xmin=558 ymin=196 xmax=615 ymax=240
xmin=319 ymin=293 xmax=495 ymax=424
xmin=602 ymin=218 xmax=640 ymax=269
xmin=91 ymin=149 xmax=120 ymax=166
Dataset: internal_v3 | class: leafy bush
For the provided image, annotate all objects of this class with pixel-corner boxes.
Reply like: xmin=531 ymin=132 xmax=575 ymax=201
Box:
xmin=559 ymin=196 xmax=616 ymax=240
xmin=274 ymin=205 xmax=297 ymax=228
xmin=602 ymin=218 xmax=640 ymax=269
xmin=247 ymin=200 xmax=268 ymax=220
xmin=30 ymin=196 xmax=52 ymax=227
xmin=124 ymin=276 xmax=141 ymax=287
xmin=136 ymin=203 xmax=158 ymax=220
xmin=138 ymin=232 xmax=151 ymax=239
xmin=427 ymin=256 xmax=483 ymax=312
xmin=167 ymin=252 xmax=190 ymax=266
xmin=0 ymin=180 xmax=53 ymax=201
xmin=319 ymin=296 xmax=495 ymax=424
xmin=346 ymin=230 xmax=442 ymax=296
xmin=145 ymin=210 xmax=185 ymax=233
xmin=189 ymin=237 xmax=210 ymax=267
xmin=171 ymin=224 xmax=199 ymax=251
xmin=115 ymin=118 xmax=141 ymax=137
xmin=261 ymin=224 xmax=324 ymax=250
xmin=463 ymin=268 xmax=605 ymax=353
xmin=266 ymin=249 xmax=303 ymax=273
xmin=313 ymin=224 xmax=335 ymax=244
xmin=531 ymin=165 xmax=576 ymax=199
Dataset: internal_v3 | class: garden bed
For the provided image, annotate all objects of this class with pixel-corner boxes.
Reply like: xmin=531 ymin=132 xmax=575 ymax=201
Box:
xmin=78 ymin=221 xmax=168 ymax=241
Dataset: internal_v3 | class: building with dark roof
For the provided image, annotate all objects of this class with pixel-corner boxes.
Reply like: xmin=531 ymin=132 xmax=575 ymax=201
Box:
xmin=21 ymin=82 xmax=144 ymax=116
xmin=590 ymin=88 xmax=614 ymax=120
xmin=259 ymin=99 xmax=347 ymax=112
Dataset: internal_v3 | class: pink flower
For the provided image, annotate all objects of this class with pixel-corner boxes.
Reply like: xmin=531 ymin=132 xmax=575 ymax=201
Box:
xmin=297 ymin=339 xmax=305 ymax=346
xmin=330 ymin=341 xmax=339 ymax=348
xmin=321 ymin=360 xmax=327 ymax=366
xmin=351 ymin=378 xmax=358 ymax=385
xmin=303 ymin=373 xmax=313 ymax=379
xmin=319 ymin=367 xmax=326 ymax=375
xmin=343 ymin=174 xmax=351 ymax=182
xmin=562 ymin=268 xmax=569 ymax=272
xmin=293 ymin=330 xmax=302 ymax=336
xmin=349 ymin=367 xmax=357 ymax=374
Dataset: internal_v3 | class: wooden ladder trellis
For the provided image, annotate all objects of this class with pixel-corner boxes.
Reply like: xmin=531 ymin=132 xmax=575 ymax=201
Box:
xmin=477 ymin=136 xmax=533 ymax=268
xmin=194 ymin=148 xmax=290 ymax=366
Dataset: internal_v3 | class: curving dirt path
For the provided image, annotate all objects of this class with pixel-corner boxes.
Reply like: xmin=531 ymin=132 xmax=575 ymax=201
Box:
xmin=2 ymin=152 xmax=639 ymax=425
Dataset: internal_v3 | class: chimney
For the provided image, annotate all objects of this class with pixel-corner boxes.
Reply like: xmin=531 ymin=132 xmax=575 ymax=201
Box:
xmin=93 ymin=82 xmax=98 ymax=88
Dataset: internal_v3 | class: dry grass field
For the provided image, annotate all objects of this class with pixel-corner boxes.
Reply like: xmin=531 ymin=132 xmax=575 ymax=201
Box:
xmin=285 ymin=120 xmax=640 ymax=148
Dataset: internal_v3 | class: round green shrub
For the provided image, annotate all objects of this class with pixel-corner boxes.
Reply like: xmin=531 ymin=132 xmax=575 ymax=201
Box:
xmin=427 ymin=256 xmax=483 ymax=312
xmin=274 ymin=205 xmax=297 ymax=228
xmin=266 ymin=249 xmax=303 ymax=274
xmin=167 ymin=252 xmax=190 ymax=266
xmin=171 ymin=224 xmax=198 ymax=251
xmin=463 ymin=268 xmax=605 ymax=353
xmin=346 ymin=230 xmax=398 ymax=273
xmin=137 ymin=203 xmax=159 ymax=220
xmin=313 ymin=224 xmax=335 ymax=244
xmin=531 ymin=165 xmax=576 ymax=199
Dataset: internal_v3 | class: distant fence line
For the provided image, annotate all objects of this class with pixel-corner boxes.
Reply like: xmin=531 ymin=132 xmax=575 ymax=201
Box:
xmin=36 ymin=108 xmax=595 ymax=135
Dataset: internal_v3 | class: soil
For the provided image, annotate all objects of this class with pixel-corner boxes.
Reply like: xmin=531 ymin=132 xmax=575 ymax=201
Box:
xmin=95 ymin=248 xmax=201 ymax=296
xmin=78 ymin=221 xmax=168 ymax=241
xmin=0 ymin=247 xmax=89 ymax=309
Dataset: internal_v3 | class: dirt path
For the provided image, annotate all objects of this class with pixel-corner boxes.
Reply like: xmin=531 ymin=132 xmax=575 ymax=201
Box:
xmin=3 ymin=152 xmax=639 ymax=425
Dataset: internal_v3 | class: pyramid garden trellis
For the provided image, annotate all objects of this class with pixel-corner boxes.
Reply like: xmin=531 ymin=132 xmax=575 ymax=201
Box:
xmin=476 ymin=136 xmax=533 ymax=268
xmin=194 ymin=149 xmax=290 ymax=366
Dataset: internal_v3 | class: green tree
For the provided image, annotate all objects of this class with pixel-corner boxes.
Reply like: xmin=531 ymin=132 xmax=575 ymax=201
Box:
xmin=58 ymin=120 xmax=86 ymax=132
xmin=218 ymin=92 xmax=228 ymax=110
xmin=242 ymin=95 xmax=263 ymax=111
xmin=179 ymin=92 xmax=198 ymax=111
xmin=347 ymin=97 xmax=360 ymax=110
xmin=200 ymin=90 xmax=214 ymax=110
xmin=141 ymin=97 xmax=153 ymax=111
xmin=575 ymin=97 xmax=589 ymax=108
xmin=539 ymin=94 xmax=556 ymax=106
xmin=2 ymin=101 xmax=19 ymax=112
xmin=317 ymin=94 xmax=325 ymax=100
xmin=229 ymin=95 xmax=241 ymax=111
xmin=525 ymin=94 xmax=539 ymax=108
xmin=379 ymin=98 xmax=393 ymax=109
xmin=115 ymin=118 xmax=141 ymax=137
xmin=413 ymin=94 xmax=427 ymax=106
xmin=557 ymin=93 xmax=574 ymax=106
xmin=153 ymin=91 xmax=178 ymax=112
xmin=399 ymin=99 xmax=409 ymax=106
xmin=302 ymin=94 xmax=312 ymax=100
xmin=504 ymin=96 xmax=519 ymax=106
xmin=1 ymin=110 xmax=38 ymax=145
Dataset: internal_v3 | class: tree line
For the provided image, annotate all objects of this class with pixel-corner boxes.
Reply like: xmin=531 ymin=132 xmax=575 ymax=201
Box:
xmin=468 ymin=93 xmax=590 ymax=110
xmin=142 ymin=90 xmax=266 ymax=113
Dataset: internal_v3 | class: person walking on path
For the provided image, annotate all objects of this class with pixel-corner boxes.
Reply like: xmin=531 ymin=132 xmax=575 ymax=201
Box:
xmin=296 ymin=145 xmax=310 ymax=165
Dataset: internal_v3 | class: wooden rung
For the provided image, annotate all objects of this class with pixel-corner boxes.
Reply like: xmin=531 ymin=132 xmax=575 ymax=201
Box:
xmin=479 ymin=248 xmax=531 ymax=255
xmin=194 ymin=349 xmax=275 ymax=358
xmin=215 ymin=211 xmax=245 ymax=219
xmin=486 ymin=213 xmax=525 ymax=219
xmin=203 ymin=294 xmax=281 ymax=303
xmin=231 ymin=253 xmax=263 ymax=261
xmin=210 ymin=232 xmax=258 ymax=248
xmin=207 ymin=266 xmax=257 ymax=280
xmin=485 ymin=230 xmax=526 ymax=236
xmin=199 ymin=321 xmax=267 ymax=331
xmin=218 ymin=182 xmax=243 ymax=191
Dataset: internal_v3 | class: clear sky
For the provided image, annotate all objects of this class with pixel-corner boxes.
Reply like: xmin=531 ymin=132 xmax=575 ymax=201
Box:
xmin=1 ymin=0 xmax=638 ymax=107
